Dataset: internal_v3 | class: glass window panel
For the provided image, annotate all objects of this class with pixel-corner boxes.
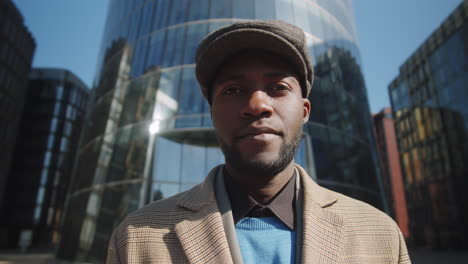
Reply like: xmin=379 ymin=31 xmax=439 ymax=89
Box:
xmin=153 ymin=136 xmax=182 ymax=182
xmin=177 ymin=67 xmax=203 ymax=115
xmin=205 ymin=146 xmax=224 ymax=175
xmin=56 ymin=85 xmax=64 ymax=100
xmin=70 ymin=88 xmax=78 ymax=104
xmin=87 ymin=192 xmax=100 ymax=216
xmin=188 ymin=0 xmax=210 ymax=21
xmin=210 ymin=0 xmax=232 ymax=18
xmin=308 ymin=8 xmax=325 ymax=43
xmin=168 ymin=0 xmax=189 ymax=26
xmin=34 ymin=205 xmax=42 ymax=222
xmin=128 ymin=7 xmax=142 ymax=43
xmin=138 ymin=38 xmax=150 ymax=75
xmin=53 ymin=101 xmax=61 ymax=116
xmin=153 ymin=0 xmax=170 ymax=31
xmin=43 ymin=151 xmax=52 ymax=167
xmin=130 ymin=39 xmax=146 ymax=77
xmin=64 ymin=121 xmax=72 ymax=136
xmin=66 ymin=105 xmax=73 ymax=120
xmin=40 ymin=169 xmax=48 ymax=185
xmin=183 ymin=23 xmax=209 ymax=64
xmin=47 ymin=134 xmax=55 ymax=149
xmin=159 ymin=69 xmax=182 ymax=106
xmin=147 ymin=31 xmax=166 ymax=68
xmin=50 ymin=117 xmax=58 ymax=132
xmin=275 ymin=0 xmax=294 ymax=25
xmin=36 ymin=186 xmax=45 ymax=204
xmin=305 ymin=34 xmax=316 ymax=65
xmin=233 ymin=0 xmax=254 ymax=18
xmin=294 ymin=137 xmax=307 ymax=168
xmin=140 ymin=1 xmax=155 ymax=36
xmin=175 ymin=116 xmax=203 ymax=129
xmin=291 ymin=0 xmax=310 ymax=32
xmin=162 ymin=26 xmax=186 ymax=67
xmin=60 ymin=138 xmax=68 ymax=152
xmin=255 ymin=0 xmax=276 ymax=20
xmin=181 ymin=142 xmax=206 ymax=184
xmin=151 ymin=183 xmax=180 ymax=201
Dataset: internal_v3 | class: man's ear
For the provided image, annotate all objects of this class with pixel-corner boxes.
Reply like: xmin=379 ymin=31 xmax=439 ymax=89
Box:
xmin=302 ymin=98 xmax=311 ymax=123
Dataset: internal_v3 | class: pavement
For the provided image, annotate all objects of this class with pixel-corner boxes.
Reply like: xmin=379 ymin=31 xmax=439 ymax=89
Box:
xmin=0 ymin=252 xmax=54 ymax=264
xmin=1 ymin=249 xmax=468 ymax=263
xmin=410 ymin=249 xmax=468 ymax=264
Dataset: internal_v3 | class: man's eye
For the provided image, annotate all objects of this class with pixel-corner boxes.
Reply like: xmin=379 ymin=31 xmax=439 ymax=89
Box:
xmin=270 ymin=84 xmax=290 ymax=92
xmin=223 ymin=87 xmax=242 ymax=95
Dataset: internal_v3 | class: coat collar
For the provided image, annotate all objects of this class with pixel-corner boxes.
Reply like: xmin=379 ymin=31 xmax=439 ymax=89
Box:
xmin=295 ymin=164 xmax=345 ymax=264
xmin=174 ymin=166 xmax=233 ymax=264
xmin=295 ymin=165 xmax=338 ymax=208
xmin=174 ymin=164 xmax=345 ymax=264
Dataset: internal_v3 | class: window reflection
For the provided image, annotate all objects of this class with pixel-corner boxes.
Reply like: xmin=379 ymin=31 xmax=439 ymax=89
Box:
xmin=188 ymin=0 xmax=210 ymax=21
xmin=152 ymin=133 xmax=224 ymax=200
xmin=255 ymin=0 xmax=276 ymax=20
xmin=162 ymin=26 xmax=186 ymax=67
xmin=210 ymin=0 xmax=232 ymax=19
xmin=169 ymin=0 xmax=189 ymax=25
xmin=183 ymin=23 xmax=209 ymax=64
xmin=233 ymin=0 xmax=254 ymax=18
xmin=153 ymin=136 xmax=182 ymax=182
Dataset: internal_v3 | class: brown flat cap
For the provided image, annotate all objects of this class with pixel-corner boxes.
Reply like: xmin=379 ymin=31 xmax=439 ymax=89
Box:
xmin=195 ymin=20 xmax=314 ymax=102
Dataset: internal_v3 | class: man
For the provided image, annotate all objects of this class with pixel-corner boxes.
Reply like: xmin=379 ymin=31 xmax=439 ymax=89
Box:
xmin=107 ymin=20 xmax=410 ymax=264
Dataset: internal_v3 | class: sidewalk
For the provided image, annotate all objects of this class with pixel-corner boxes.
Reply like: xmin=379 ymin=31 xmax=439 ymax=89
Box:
xmin=2 ymin=249 xmax=468 ymax=263
xmin=0 ymin=251 xmax=54 ymax=264
xmin=410 ymin=249 xmax=468 ymax=264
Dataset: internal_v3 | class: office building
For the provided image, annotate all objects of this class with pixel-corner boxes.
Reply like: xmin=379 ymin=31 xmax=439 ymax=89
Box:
xmin=57 ymin=0 xmax=384 ymax=261
xmin=373 ymin=107 xmax=410 ymax=239
xmin=389 ymin=0 xmax=468 ymax=249
xmin=0 ymin=69 xmax=89 ymax=249
xmin=0 ymin=0 xmax=35 ymax=221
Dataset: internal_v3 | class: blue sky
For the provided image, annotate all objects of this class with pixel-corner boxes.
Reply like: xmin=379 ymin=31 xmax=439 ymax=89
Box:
xmin=13 ymin=0 xmax=463 ymax=113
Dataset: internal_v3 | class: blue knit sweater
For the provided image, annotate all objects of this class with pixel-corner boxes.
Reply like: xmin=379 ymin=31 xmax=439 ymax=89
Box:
xmin=235 ymin=217 xmax=295 ymax=264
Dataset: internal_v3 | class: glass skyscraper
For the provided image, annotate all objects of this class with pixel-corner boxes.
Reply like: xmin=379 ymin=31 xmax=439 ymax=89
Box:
xmin=0 ymin=0 xmax=35 ymax=228
xmin=1 ymin=68 xmax=89 ymax=249
xmin=389 ymin=0 xmax=468 ymax=249
xmin=58 ymin=0 xmax=384 ymax=262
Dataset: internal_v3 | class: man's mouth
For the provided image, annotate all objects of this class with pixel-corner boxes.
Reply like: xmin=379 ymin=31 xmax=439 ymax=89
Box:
xmin=236 ymin=126 xmax=282 ymax=140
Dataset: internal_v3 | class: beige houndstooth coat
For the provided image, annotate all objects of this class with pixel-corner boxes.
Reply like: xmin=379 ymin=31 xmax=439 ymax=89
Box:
xmin=107 ymin=165 xmax=411 ymax=263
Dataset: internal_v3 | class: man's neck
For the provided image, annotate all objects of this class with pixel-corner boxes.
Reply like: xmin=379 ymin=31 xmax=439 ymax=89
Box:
xmin=224 ymin=162 xmax=296 ymax=205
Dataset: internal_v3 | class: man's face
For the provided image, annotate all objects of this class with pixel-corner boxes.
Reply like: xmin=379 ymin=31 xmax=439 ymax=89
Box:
xmin=210 ymin=52 xmax=311 ymax=177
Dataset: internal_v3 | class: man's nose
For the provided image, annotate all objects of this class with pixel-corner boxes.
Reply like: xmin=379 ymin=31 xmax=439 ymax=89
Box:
xmin=240 ymin=91 xmax=273 ymax=119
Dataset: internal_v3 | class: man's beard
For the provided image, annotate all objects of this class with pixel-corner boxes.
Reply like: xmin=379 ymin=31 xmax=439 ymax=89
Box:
xmin=218 ymin=127 xmax=303 ymax=178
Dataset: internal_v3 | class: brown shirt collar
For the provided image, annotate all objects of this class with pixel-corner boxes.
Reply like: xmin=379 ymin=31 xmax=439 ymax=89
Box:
xmin=223 ymin=169 xmax=296 ymax=230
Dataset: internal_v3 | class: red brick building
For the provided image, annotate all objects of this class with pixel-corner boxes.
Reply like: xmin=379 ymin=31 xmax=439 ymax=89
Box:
xmin=373 ymin=107 xmax=410 ymax=239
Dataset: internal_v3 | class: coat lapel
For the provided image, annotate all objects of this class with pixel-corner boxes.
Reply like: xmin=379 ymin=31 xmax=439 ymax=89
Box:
xmin=296 ymin=165 xmax=345 ymax=264
xmin=174 ymin=166 xmax=233 ymax=264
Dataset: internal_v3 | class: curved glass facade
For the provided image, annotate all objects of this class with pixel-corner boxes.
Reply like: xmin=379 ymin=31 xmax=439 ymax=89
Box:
xmin=58 ymin=0 xmax=384 ymax=262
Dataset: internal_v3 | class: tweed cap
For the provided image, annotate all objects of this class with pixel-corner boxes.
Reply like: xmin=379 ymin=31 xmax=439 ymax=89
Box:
xmin=195 ymin=20 xmax=314 ymax=101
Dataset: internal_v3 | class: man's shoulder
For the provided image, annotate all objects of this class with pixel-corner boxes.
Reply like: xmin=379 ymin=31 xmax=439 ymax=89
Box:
xmin=115 ymin=166 xmax=220 ymax=233
xmin=316 ymin=185 xmax=410 ymax=263
xmin=320 ymin=185 xmax=399 ymax=230
xmin=298 ymin=165 xmax=394 ymax=226
xmin=118 ymin=189 xmax=192 ymax=230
